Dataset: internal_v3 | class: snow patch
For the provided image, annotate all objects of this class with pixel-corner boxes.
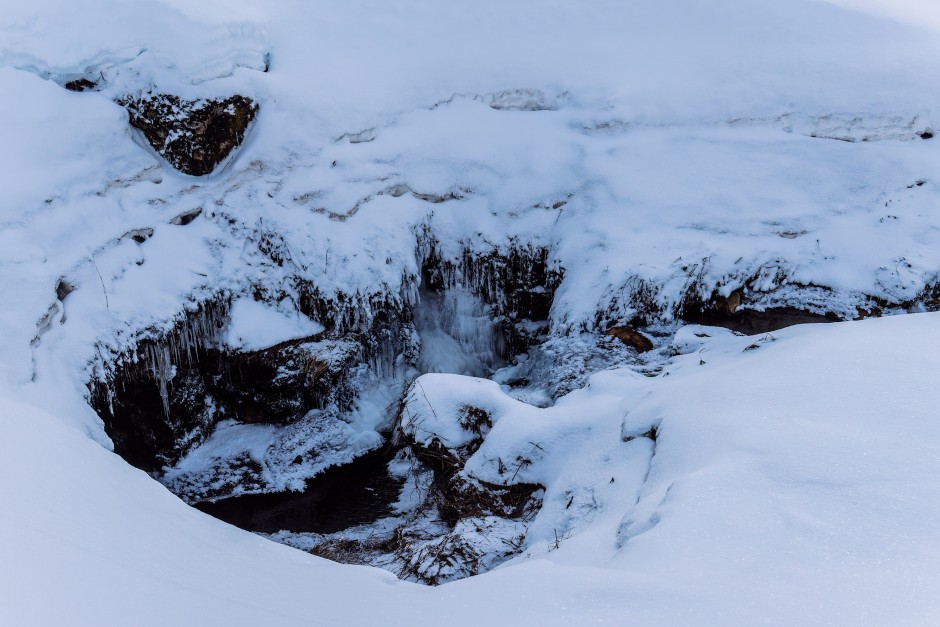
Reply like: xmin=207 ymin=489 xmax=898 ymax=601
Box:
xmin=224 ymin=297 xmax=324 ymax=351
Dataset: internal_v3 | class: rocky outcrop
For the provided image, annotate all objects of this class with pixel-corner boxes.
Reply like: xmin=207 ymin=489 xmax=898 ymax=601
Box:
xmin=684 ymin=304 xmax=839 ymax=335
xmin=393 ymin=383 xmax=543 ymax=583
xmin=119 ymin=93 xmax=258 ymax=175
xmin=211 ymin=336 xmax=362 ymax=424
xmin=89 ymin=298 xmax=405 ymax=472
xmin=681 ymin=287 xmax=744 ymax=322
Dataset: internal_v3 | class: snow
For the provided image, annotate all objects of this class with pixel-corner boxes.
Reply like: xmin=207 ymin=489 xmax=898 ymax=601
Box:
xmin=5 ymin=315 xmax=940 ymax=624
xmin=163 ymin=410 xmax=380 ymax=500
xmin=3 ymin=0 xmax=940 ymax=623
xmin=223 ymin=297 xmax=324 ymax=351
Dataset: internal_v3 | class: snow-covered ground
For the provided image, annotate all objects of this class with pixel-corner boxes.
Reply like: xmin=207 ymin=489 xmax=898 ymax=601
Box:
xmin=3 ymin=0 xmax=940 ymax=624
xmin=5 ymin=315 xmax=940 ymax=625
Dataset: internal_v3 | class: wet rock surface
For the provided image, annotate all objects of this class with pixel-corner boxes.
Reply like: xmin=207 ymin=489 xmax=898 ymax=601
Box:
xmin=684 ymin=306 xmax=840 ymax=335
xmin=119 ymin=93 xmax=258 ymax=175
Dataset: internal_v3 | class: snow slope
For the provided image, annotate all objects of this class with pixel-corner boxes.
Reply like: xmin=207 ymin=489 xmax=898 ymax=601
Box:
xmin=3 ymin=0 xmax=940 ymax=624
xmin=4 ymin=315 xmax=940 ymax=625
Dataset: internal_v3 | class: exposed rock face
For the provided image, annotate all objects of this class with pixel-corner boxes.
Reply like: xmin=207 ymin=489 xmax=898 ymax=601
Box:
xmin=120 ymin=93 xmax=258 ymax=175
xmin=684 ymin=306 xmax=839 ymax=335
xmin=680 ymin=285 xmax=842 ymax=334
xmin=89 ymin=301 xmax=380 ymax=472
xmin=682 ymin=287 xmax=744 ymax=321
xmin=86 ymin=239 xmax=564 ymax=581
xmin=213 ymin=336 xmax=363 ymax=424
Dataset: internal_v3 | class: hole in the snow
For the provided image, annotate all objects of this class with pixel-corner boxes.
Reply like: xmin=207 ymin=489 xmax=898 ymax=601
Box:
xmin=87 ymin=239 xmax=560 ymax=583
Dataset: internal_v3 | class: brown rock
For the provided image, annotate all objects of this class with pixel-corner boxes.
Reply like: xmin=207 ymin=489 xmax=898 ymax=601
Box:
xmin=722 ymin=288 xmax=743 ymax=316
xmin=120 ymin=93 xmax=258 ymax=176
xmin=605 ymin=325 xmax=654 ymax=352
xmin=855 ymin=306 xmax=883 ymax=320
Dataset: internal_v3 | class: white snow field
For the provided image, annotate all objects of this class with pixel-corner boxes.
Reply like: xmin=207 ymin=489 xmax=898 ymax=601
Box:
xmin=3 ymin=0 xmax=940 ymax=625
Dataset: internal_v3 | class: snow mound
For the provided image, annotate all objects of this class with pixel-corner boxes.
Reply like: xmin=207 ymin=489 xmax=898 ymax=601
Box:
xmin=223 ymin=298 xmax=324 ymax=351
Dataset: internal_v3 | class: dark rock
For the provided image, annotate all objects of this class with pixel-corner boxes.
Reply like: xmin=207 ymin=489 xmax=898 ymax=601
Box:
xmin=679 ymin=287 xmax=748 ymax=331
xmin=55 ymin=278 xmax=75 ymax=302
xmin=855 ymin=306 xmax=883 ymax=320
xmin=685 ymin=306 xmax=839 ymax=335
xmin=119 ymin=93 xmax=258 ymax=176
xmin=170 ymin=207 xmax=203 ymax=226
xmin=92 ymin=364 xmax=220 ymax=472
xmin=680 ymin=284 xmax=842 ymax=334
xmin=399 ymin=394 xmax=542 ymax=531
xmin=90 ymin=331 xmax=366 ymax=470
xmin=623 ymin=425 xmax=658 ymax=443
xmin=123 ymin=227 xmax=154 ymax=244
xmin=64 ymin=78 xmax=97 ymax=92
xmin=407 ymin=437 xmax=541 ymax=528
xmin=214 ymin=337 xmax=359 ymax=424
xmin=89 ymin=295 xmax=415 ymax=471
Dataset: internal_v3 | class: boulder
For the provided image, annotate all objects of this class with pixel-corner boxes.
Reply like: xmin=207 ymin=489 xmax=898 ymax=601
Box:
xmin=605 ymin=325 xmax=654 ymax=352
xmin=120 ymin=93 xmax=258 ymax=175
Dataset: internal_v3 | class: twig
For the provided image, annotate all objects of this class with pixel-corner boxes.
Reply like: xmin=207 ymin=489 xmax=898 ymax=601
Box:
xmin=91 ymin=257 xmax=109 ymax=309
xmin=415 ymin=380 xmax=440 ymax=422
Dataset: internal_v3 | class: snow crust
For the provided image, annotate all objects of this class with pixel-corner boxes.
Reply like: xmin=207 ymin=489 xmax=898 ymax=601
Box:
xmin=223 ymin=297 xmax=324 ymax=351
xmin=4 ymin=0 xmax=940 ymax=624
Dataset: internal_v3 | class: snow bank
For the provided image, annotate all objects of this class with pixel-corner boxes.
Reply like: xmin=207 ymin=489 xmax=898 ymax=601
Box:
xmin=5 ymin=315 xmax=940 ymax=625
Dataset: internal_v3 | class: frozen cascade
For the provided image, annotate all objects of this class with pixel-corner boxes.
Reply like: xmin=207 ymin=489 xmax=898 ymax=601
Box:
xmin=413 ymin=287 xmax=505 ymax=377
xmin=94 ymin=298 xmax=231 ymax=420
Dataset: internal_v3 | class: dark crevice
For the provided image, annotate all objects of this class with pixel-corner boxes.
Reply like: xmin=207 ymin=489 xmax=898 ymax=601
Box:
xmin=194 ymin=445 xmax=404 ymax=534
xmin=683 ymin=307 xmax=840 ymax=335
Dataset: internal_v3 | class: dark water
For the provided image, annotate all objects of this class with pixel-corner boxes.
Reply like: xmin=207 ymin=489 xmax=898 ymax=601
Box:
xmin=194 ymin=446 xmax=405 ymax=534
xmin=686 ymin=307 xmax=839 ymax=335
